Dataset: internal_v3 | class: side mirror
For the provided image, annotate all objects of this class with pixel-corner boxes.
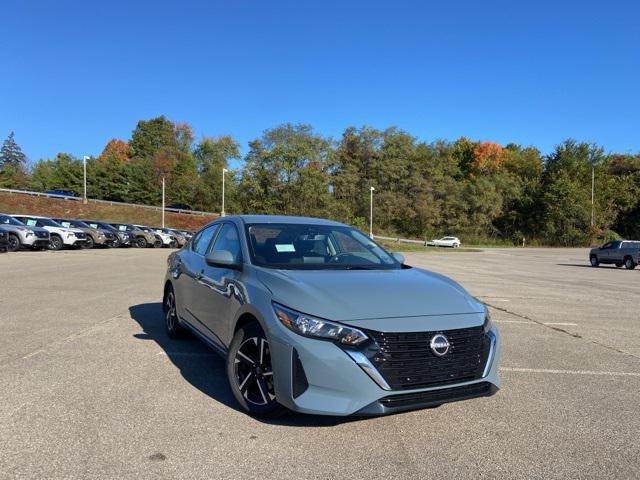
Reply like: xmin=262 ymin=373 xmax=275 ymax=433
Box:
xmin=205 ymin=250 xmax=241 ymax=270
xmin=392 ymin=252 xmax=405 ymax=264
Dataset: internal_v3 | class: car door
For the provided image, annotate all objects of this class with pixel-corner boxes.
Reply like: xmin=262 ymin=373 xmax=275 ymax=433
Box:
xmin=598 ymin=242 xmax=613 ymax=262
xmin=607 ymin=241 xmax=622 ymax=263
xmin=176 ymin=224 xmax=220 ymax=326
xmin=191 ymin=222 xmax=244 ymax=346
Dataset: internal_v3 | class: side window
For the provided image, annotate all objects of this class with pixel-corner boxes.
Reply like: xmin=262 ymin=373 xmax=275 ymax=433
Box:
xmin=211 ymin=223 xmax=241 ymax=262
xmin=192 ymin=225 xmax=219 ymax=256
xmin=601 ymin=242 xmax=612 ymax=250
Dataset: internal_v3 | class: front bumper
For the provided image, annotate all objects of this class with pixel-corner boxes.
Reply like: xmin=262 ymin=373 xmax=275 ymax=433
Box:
xmin=268 ymin=318 xmax=500 ymax=416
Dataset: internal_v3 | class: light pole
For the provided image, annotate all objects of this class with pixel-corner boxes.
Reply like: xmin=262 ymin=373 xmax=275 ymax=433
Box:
xmin=369 ymin=186 xmax=375 ymax=239
xmin=591 ymin=166 xmax=595 ymax=227
xmin=221 ymin=168 xmax=228 ymax=217
xmin=83 ymin=156 xmax=89 ymax=204
xmin=161 ymin=177 xmax=166 ymax=228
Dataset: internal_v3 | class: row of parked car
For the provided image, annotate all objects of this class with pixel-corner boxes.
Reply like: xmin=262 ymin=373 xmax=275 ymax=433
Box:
xmin=0 ymin=212 xmax=193 ymax=252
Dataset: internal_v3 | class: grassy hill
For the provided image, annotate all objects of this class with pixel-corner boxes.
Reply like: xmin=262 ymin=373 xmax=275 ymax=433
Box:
xmin=0 ymin=191 xmax=217 ymax=230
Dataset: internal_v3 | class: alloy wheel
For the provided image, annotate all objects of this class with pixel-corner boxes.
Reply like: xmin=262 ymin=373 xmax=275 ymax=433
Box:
xmin=165 ymin=291 xmax=177 ymax=331
xmin=234 ymin=337 xmax=276 ymax=406
xmin=8 ymin=235 xmax=19 ymax=252
xmin=49 ymin=236 xmax=63 ymax=250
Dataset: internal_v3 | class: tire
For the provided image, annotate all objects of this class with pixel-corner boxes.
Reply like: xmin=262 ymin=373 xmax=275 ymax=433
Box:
xmin=590 ymin=255 xmax=599 ymax=267
xmin=226 ymin=322 xmax=287 ymax=418
xmin=135 ymin=236 xmax=147 ymax=248
xmin=624 ymin=257 xmax=636 ymax=270
xmin=163 ymin=285 xmax=185 ymax=338
xmin=153 ymin=240 xmax=162 ymax=248
xmin=83 ymin=236 xmax=95 ymax=249
xmin=7 ymin=234 xmax=20 ymax=252
xmin=49 ymin=235 xmax=63 ymax=251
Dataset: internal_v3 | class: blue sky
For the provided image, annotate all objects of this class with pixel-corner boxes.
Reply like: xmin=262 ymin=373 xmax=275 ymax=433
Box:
xmin=1 ymin=0 xmax=639 ymax=163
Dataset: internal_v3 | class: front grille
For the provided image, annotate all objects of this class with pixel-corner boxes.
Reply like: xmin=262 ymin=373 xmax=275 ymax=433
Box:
xmin=104 ymin=232 xmax=115 ymax=239
xmin=35 ymin=231 xmax=49 ymax=238
xmin=379 ymin=382 xmax=493 ymax=409
xmin=365 ymin=326 xmax=490 ymax=390
xmin=75 ymin=232 xmax=87 ymax=239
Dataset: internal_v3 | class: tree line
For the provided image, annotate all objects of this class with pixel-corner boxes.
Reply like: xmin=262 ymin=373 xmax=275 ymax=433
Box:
xmin=1 ymin=116 xmax=639 ymax=246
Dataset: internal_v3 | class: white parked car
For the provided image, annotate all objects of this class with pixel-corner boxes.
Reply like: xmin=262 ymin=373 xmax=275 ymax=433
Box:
xmin=150 ymin=227 xmax=178 ymax=248
xmin=11 ymin=214 xmax=88 ymax=250
xmin=428 ymin=236 xmax=461 ymax=248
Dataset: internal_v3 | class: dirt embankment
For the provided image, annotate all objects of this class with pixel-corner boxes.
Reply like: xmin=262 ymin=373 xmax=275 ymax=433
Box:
xmin=0 ymin=191 xmax=217 ymax=230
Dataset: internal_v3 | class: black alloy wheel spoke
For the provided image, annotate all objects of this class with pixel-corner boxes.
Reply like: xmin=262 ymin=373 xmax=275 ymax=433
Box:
xmin=235 ymin=336 xmax=276 ymax=406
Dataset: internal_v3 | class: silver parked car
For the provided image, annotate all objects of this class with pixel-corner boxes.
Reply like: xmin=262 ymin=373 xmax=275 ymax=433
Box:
xmin=589 ymin=240 xmax=640 ymax=270
xmin=0 ymin=213 xmax=50 ymax=251
xmin=163 ymin=215 xmax=500 ymax=417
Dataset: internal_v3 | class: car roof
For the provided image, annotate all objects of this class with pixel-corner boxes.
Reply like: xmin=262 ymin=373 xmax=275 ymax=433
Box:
xmin=9 ymin=214 xmax=49 ymax=219
xmin=220 ymin=214 xmax=346 ymax=227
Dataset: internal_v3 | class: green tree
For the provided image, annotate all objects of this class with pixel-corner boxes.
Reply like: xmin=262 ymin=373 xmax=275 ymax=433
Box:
xmin=0 ymin=132 xmax=28 ymax=188
xmin=0 ymin=132 xmax=27 ymax=167
xmin=129 ymin=116 xmax=177 ymax=160
xmin=193 ymin=136 xmax=240 ymax=212
xmin=239 ymin=124 xmax=333 ymax=217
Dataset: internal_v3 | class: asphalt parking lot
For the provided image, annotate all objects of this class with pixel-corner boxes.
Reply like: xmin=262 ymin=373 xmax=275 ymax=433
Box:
xmin=1 ymin=248 xmax=639 ymax=479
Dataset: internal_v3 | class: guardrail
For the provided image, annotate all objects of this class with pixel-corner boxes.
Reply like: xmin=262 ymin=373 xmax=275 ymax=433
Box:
xmin=0 ymin=188 xmax=218 ymax=217
xmin=373 ymin=234 xmax=431 ymax=246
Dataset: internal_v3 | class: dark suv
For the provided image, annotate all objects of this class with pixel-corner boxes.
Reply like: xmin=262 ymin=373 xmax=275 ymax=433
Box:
xmin=590 ymin=240 xmax=640 ymax=270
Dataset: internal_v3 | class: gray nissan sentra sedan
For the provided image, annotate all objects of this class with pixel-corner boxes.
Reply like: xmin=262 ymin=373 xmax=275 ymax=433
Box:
xmin=163 ymin=215 xmax=500 ymax=417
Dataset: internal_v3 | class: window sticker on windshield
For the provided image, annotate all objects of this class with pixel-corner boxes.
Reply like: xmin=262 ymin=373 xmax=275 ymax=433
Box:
xmin=275 ymin=244 xmax=295 ymax=252
xmin=61 ymin=222 xmax=71 ymax=228
xmin=25 ymin=219 xmax=37 ymax=226
xmin=118 ymin=226 xmax=126 ymax=231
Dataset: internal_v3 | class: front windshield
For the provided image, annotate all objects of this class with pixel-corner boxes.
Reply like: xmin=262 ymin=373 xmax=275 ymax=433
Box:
xmin=0 ymin=215 xmax=24 ymax=226
xmin=18 ymin=217 xmax=61 ymax=227
xmin=246 ymin=223 xmax=400 ymax=270
xmin=38 ymin=218 xmax=63 ymax=227
xmin=92 ymin=222 xmax=115 ymax=231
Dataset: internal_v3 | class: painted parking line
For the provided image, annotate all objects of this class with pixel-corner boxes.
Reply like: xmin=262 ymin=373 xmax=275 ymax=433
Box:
xmin=493 ymin=320 xmax=578 ymax=326
xmin=500 ymin=367 xmax=640 ymax=377
xmin=494 ymin=320 xmax=533 ymax=324
xmin=157 ymin=352 xmax=218 ymax=357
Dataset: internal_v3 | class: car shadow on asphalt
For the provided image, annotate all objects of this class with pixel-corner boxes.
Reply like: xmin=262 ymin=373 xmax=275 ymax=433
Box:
xmin=128 ymin=302 xmax=364 ymax=428
xmin=556 ymin=263 xmax=627 ymax=269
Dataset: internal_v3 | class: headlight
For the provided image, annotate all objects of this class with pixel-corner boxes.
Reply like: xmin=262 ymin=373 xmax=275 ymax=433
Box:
xmin=273 ymin=303 xmax=368 ymax=346
xmin=483 ymin=308 xmax=492 ymax=333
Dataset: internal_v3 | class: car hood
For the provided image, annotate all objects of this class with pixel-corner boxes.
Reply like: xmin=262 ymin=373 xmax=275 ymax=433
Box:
xmin=255 ymin=266 xmax=483 ymax=321
xmin=3 ymin=224 xmax=48 ymax=234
